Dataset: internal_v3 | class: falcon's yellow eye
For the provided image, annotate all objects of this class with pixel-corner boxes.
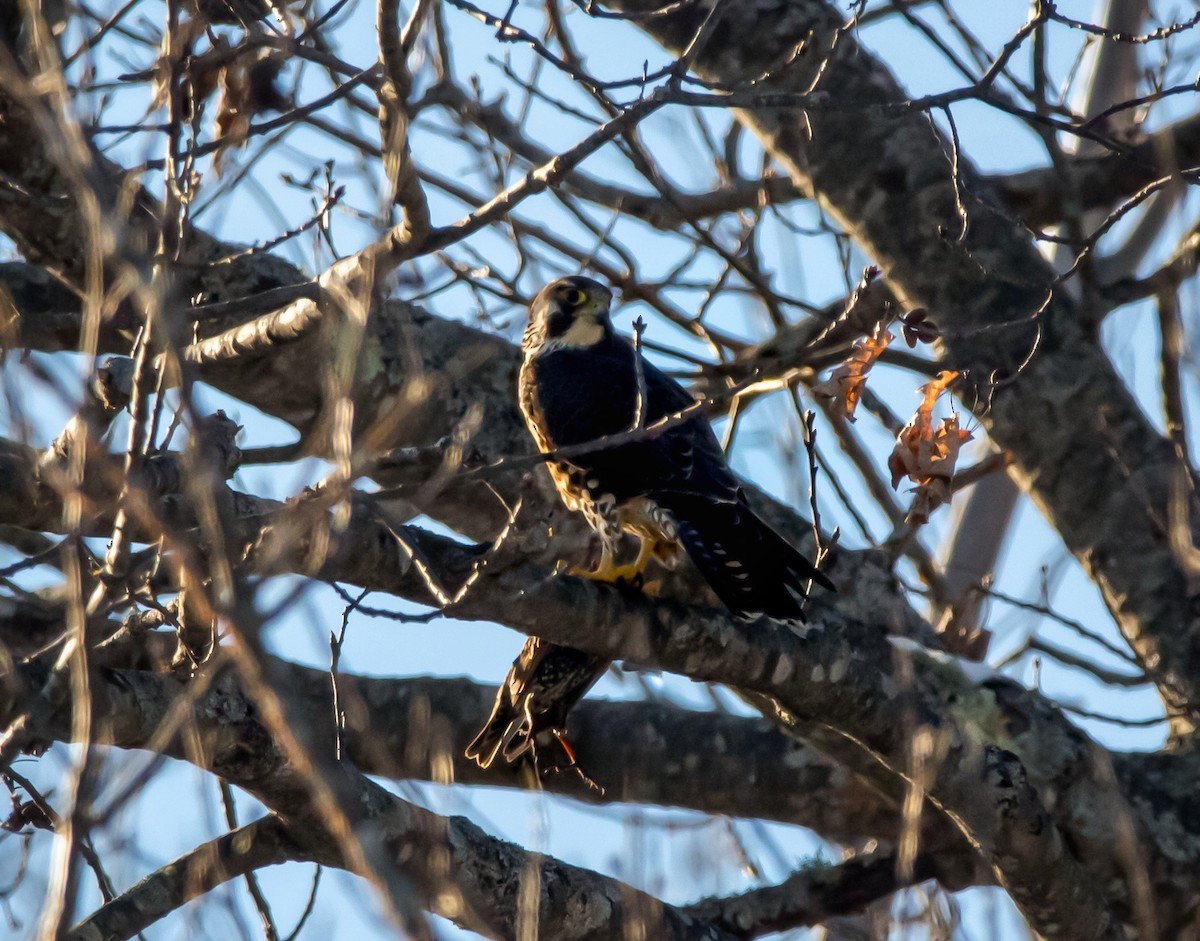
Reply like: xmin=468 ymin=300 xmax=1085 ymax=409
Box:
xmin=564 ymin=288 xmax=588 ymax=306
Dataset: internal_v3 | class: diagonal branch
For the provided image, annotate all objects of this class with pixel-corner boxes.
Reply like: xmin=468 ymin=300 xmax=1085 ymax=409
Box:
xmin=683 ymin=849 xmax=944 ymax=939
xmin=991 ymin=113 xmax=1200 ymax=230
xmin=66 ymin=816 xmax=310 ymax=941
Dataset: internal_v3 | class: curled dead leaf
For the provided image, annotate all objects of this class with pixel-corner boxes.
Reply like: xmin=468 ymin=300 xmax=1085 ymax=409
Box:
xmin=812 ymin=322 xmax=892 ymax=422
xmin=888 ymin=371 xmax=972 ymax=524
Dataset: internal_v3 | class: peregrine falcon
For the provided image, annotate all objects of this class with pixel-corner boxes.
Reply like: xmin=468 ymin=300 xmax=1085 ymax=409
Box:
xmin=517 ymin=275 xmax=832 ymax=618
xmin=466 ymin=275 xmax=833 ymax=771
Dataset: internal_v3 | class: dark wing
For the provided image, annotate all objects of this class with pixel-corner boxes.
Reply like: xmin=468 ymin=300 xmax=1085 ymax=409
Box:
xmin=639 ymin=358 xmax=835 ymax=619
xmin=465 ymin=637 xmax=608 ymax=768
xmin=534 ymin=336 xmax=833 ymax=621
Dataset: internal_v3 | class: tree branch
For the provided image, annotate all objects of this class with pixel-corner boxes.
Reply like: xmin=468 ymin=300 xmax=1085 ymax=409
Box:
xmin=66 ymin=816 xmax=310 ymax=941
xmin=683 ymin=849 xmax=943 ymax=938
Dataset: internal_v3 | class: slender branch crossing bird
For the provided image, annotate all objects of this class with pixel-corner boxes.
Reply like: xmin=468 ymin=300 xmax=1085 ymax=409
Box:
xmin=466 ymin=275 xmax=834 ymax=770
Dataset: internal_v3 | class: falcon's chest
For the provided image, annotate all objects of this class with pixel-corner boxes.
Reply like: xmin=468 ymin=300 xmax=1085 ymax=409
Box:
xmin=518 ymin=353 xmax=596 ymax=515
xmin=518 ymin=345 xmax=681 ymax=547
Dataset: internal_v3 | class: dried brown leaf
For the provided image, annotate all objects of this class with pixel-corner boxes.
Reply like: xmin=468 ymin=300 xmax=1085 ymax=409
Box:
xmin=889 ymin=371 xmax=972 ymax=523
xmin=812 ymin=323 xmax=893 ymax=421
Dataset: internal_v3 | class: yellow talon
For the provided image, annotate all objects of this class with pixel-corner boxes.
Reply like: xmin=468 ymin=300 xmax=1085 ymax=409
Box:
xmin=567 ymin=561 xmax=644 ymax=586
xmin=568 ymin=538 xmax=657 ymax=587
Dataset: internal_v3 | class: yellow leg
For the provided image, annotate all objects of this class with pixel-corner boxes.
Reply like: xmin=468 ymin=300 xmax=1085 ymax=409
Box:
xmin=567 ymin=542 xmax=616 ymax=581
xmin=628 ymin=536 xmax=656 ymax=577
xmin=567 ymin=537 xmax=657 ymax=586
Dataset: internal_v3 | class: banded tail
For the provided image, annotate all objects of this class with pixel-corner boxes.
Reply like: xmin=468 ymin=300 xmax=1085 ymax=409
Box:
xmin=663 ymin=494 xmax=834 ymax=622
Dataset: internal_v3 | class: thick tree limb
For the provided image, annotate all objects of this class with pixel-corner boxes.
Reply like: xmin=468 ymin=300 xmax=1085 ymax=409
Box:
xmin=252 ymin=665 xmax=908 ymax=842
xmin=991 ymin=112 xmax=1200 ymax=230
xmin=0 ymin=597 xmax=904 ymax=840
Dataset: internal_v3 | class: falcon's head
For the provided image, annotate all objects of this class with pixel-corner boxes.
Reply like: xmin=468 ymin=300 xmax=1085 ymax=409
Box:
xmin=524 ymin=276 xmax=614 ymax=354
